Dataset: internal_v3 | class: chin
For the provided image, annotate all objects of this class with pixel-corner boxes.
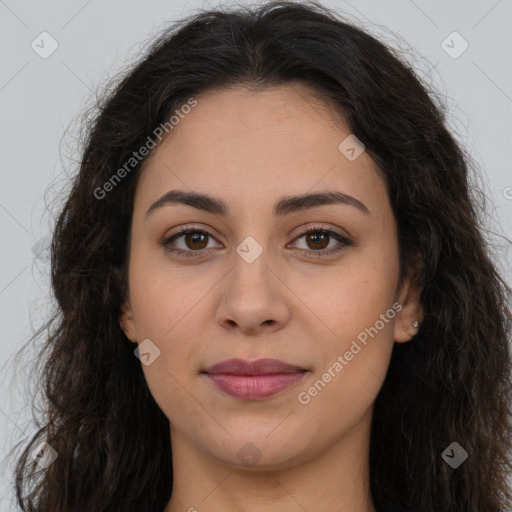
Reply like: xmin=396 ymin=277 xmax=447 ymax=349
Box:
xmin=206 ymin=432 xmax=316 ymax=471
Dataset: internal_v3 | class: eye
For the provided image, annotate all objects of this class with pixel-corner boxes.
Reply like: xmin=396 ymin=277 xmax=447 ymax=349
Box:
xmin=162 ymin=225 xmax=352 ymax=258
xmin=290 ymin=226 xmax=352 ymax=256
xmin=162 ymin=227 xmax=222 ymax=258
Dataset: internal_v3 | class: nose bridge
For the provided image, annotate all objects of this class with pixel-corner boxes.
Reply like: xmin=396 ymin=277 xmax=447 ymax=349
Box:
xmin=223 ymin=203 xmax=286 ymax=287
xmin=215 ymin=231 xmax=290 ymax=333
xmin=230 ymin=233 xmax=273 ymax=293
xmin=235 ymin=234 xmax=266 ymax=266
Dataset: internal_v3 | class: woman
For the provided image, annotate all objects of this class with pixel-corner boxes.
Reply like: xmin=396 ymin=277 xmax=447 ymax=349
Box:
xmin=11 ymin=1 xmax=512 ymax=510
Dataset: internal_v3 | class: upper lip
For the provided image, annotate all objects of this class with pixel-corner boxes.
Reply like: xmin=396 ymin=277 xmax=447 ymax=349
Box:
xmin=202 ymin=358 xmax=307 ymax=375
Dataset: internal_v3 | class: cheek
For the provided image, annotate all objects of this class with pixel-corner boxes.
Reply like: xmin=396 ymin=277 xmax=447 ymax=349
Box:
xmin=295 ymin=296 xmax=395 ymax=437
xmin=127 ymin=254 xmax=211 ymax=390
xmin=292 ymin=240 xmax=398 ymax=413
xmin=128 ymin=248 xmax=213 ymax=339
xmin=291 ymin=239 xmax=399 ymax=347
xmin=128 ymin=257 xmax=209 ymax=421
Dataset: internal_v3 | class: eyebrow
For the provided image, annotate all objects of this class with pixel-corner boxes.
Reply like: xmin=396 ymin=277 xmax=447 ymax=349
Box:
xmin=145 ymin=189 xmax=370 ymax=218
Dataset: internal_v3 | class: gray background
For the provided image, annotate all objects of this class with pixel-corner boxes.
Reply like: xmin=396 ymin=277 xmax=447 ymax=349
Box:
xmin=1 ymin=0 xmax=511 ymax=509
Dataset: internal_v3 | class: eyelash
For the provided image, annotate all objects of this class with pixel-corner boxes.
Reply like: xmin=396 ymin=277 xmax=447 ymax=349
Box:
xmin=162 ymin=225 xmax=352 ymax=259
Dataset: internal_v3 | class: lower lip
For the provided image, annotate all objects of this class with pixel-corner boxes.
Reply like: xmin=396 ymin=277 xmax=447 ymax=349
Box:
xmin=205 ymin=372 xmax=307 ymax=399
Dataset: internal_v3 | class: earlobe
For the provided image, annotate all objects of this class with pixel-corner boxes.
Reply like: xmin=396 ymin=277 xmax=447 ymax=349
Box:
xmin=393 ymin=277 xmax=424 ymax=343
xmin=118 ymin=300 xmax=138 ymax=344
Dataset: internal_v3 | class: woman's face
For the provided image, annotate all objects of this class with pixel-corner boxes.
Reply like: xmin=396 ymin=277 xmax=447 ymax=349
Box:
xmin=120 ymin=83 xmax=423 ymax=470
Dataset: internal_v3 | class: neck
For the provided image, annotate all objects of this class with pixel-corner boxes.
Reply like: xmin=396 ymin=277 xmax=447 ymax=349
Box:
xmin=163 ymin=407 xmax=377 ymax=512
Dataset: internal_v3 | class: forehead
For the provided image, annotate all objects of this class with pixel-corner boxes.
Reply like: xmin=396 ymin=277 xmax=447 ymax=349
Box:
xmin=135 ymin=84 xmax=387 ymax=218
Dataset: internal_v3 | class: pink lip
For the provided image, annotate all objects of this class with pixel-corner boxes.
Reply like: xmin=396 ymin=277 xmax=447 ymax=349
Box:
xmin=202 ymin=358 xmax=308 ymax=400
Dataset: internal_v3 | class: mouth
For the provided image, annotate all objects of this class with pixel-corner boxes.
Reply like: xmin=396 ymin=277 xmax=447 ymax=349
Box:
xmin=201 ymin=358 xmax=309 ymax=400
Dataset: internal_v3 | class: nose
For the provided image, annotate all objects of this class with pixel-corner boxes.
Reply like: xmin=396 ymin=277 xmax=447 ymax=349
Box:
xmin=215 ymin=247 xmax=291 ymax=336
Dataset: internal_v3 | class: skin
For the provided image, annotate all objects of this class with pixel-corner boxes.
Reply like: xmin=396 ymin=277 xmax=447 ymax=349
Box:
xmin=119 ymin=83 xmax=424 ymax=512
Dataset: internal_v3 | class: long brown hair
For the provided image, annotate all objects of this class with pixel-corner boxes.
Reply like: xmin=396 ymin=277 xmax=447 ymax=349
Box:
xmin=10 ymin=1 xmax=512 ymax=510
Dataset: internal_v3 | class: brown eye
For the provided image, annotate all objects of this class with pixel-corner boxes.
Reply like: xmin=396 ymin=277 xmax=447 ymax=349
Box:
xmin=291 ymin=227 xmax=352 ymax=256
xmin=163 ymin=226 xmax=352 ymax=259
xmin=304 ymin=232 xmax=329 ymax=250
xmin=183 ymin=232 xmax=208 ymax=250
xmin=163 ymin=228 xmax=221 ymax=258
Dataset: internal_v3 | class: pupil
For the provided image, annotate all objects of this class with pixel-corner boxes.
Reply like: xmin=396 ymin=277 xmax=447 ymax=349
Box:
xmin=188 ymin=233 xmax=205 ymax=248
xmin=309 ymin=233 xmax=327 ymax=249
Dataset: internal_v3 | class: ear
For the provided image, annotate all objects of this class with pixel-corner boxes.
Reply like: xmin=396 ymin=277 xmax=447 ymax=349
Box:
xmin=119 ymin=299 xmax=138 ymax=344
xmin=393 ymin=274 xmax=424 ymax=343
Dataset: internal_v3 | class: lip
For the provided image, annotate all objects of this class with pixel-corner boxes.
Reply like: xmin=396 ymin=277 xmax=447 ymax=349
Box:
xmin=203 ymin=357 xmax=306 ymax=375
xmin=202 ymin=358 xmax=308 ymax=400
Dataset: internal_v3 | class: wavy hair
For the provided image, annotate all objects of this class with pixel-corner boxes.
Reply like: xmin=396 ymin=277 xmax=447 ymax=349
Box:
xmin=10 ymin=1 xmax=512 ymax=510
